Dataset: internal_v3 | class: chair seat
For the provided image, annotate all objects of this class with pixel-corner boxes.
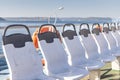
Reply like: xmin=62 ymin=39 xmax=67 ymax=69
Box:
xmin=37 ymin=75 xmax=56 ymax=80
xmin=76 ymin=60 xmax=105 ymax=70
xmin=50 ymin=67 xmax=88 ymax=80
xmin=112 ymin=52 xmax=120 ymax=57
xmin=111 ymin=48 xmax=120 ymax=57
xmin=86 ymin=60 xmax=105 ymax=70
xmin=100 ymin=53 xmax=116 ymax=62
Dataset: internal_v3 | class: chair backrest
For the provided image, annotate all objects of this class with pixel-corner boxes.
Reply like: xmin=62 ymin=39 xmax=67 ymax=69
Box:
xmin=2 ymin=25 xmax=43 ymax=80
xmin=79 ymin=23 xmax=100 ymax=60
xmin=111 ymin=26 xmax=120 ymax=47
xmin=116 ymin=23 xmax=120 ymax=35
xmin=92 ymin=23 xmax=109 ymax=53
xmin=38 ymin=24 xmax=69 ymax=75
xmin=110 ymin=23 xmax=116 ymax=32
xmin=62 ymin=23 xmax=86 ymax=66
xmin=103 ymin=23 xmax=117 ymax=51
xmin=117 ymin=23 xmax=120 ymax=30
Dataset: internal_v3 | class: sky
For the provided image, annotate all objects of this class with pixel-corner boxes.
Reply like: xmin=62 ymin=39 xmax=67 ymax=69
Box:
xmin=0 ymin=0 xmax=120 ymax=18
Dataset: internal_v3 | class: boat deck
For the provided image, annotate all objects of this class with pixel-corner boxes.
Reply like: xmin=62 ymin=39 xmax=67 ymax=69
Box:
xmin=0 ymin=63 xmax=120 ymax=80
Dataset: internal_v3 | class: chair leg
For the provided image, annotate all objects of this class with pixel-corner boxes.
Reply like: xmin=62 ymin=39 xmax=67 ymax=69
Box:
xmin=89 ymin=69 xmax=100 ymax=80
xmin=81 ymin=75 xmax=89 ymax=80
xmin=112 ymin=56 xmax=120 ymax=70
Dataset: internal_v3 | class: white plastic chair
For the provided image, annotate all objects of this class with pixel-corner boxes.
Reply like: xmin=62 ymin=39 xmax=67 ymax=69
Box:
xmin=79 ymin=23 xmax=105 ymax=80
xmin=38 ymin=24 xmax=89 ymax=80
xmin=62 ymin=23 xmax=104 ymax=71
xmin=2 ymin=25 xmax=55 ymax=80
xmin=79 ymin=23 xmax=104 ymax=62
xmin=102 ymin=23 xmax=118 ymax=56
xmin=110 ymin=24 xmax=120 ymax=56
xmin=92 ymin=23 xmax=116 ymax=62
xmin=111 ymin=23 xmax=120 ymax=70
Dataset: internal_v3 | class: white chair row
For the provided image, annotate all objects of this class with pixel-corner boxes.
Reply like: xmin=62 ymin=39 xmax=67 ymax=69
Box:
xmin=37 ymin=23 xmax=120 ymax=80
xmin=2 ymin=25 xmax=56 ymax=80
xmin=108 ymin=23 xmax=120 ymax=70
xmin=92 ymin=22 xmax=120 ymax=70
xmin=61 ymin=23 xmax=105 ymax=80
xmin=38 ymin=24 xmax=89 ymax=80
xmin=92 ymin=23 xmax=116 ymax=62
xmin=62 ymin=23 xmax=105 ymax=71
xmin=110 ymin=23 xmax=120 ymax=56
xmin=102 ymin=23 xmax=118 ymax=56
xmin=3 ymin=23 xmax=120 ymax=80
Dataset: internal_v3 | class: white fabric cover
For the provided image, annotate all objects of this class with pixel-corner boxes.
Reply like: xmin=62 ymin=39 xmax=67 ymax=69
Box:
xmin=80 ymin=34 xmax=101 ymax=60
xmin=62 ymin=36 xmax=104 ymax=70
xmin=103 ymin=31 xmax=119 ymax=56
xmin=39 ymin=38 xmax=89 ymax=80
xmin=93 ymin=33 xmax=116 ymax=62
xmin=111 ymin=31 xmax=120 ymax=47
xmin=103 ymin=32 xmax=117 ymax=52
xmin=3 ymin=42 xmax=55 ymax=80
xmin=111 ymin=31 xmax=120 ymax=56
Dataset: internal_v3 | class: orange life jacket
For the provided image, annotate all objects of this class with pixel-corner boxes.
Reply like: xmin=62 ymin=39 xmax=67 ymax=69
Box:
xmin=96 ymin=25 xmax=102 ymax=32
xmin=32 ymin=26 xmax=54 ymax=48
xmin=32 ymin=26 xmax=59 ymax=66
xmin=40 ymin=26 xmax=54 ymax=33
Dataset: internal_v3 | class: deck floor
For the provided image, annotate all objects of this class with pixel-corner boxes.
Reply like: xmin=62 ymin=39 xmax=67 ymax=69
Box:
xmin=101 ymin=63 xmax=120 ymax=80
xmin=0 ymin=63 xmax=120 ymax=80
